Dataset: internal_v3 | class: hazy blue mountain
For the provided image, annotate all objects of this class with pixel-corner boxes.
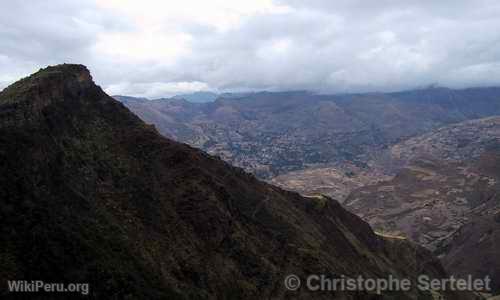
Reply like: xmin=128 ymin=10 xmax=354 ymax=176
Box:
xmin=172 ymin=91 xmax=219 ymax=103
xmin=112 ymin=95 xmax=149 ymax=103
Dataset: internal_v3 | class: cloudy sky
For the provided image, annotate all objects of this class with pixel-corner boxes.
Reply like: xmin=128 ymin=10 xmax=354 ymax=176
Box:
xmin=2 ymin=0 xmax=500 ymax=98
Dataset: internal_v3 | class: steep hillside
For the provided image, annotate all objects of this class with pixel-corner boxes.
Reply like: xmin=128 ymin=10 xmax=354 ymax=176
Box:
xmin=0 ymin=65 xmax=474 ymax=299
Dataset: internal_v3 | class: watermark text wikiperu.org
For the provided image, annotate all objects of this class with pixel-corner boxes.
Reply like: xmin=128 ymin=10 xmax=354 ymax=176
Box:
xmin=284 ymin=274 xmax=492 ymax=294
xmin=6 ymin=280 xmax=89 ymax=295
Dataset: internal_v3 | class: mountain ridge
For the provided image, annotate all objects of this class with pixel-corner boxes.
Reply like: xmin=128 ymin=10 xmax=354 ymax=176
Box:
xmin=0 ymin=64 xmax=474 ymax=299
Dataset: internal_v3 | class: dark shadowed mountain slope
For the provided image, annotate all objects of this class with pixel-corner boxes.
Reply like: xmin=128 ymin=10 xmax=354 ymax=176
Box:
xmin=0 ymin=65 xmax=476 ymax=299
xmin=441 ymin=211 xmax=500 ymax=294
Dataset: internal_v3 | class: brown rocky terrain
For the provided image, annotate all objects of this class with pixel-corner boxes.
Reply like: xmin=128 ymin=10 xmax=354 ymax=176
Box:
xmin=345 ymin=135 xmax=500 ymax=295
xmin=0 ymin=64 xmax=477 ymax=299
xmin=390 ymin=116 xmax=500 ymax=166
xmin=270 ymin=164 xmax=391 ymax=201
xmin=345 ymin=156 xmax=500 ymax=250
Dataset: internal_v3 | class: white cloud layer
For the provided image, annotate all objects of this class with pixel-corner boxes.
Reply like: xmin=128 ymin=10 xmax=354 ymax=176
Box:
xmin=2 ymin=0 xmax=500 ymax=97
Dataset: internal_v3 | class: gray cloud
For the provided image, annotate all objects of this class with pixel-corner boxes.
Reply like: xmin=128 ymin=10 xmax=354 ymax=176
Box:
xmin=2 ymin=0 xmax=500 ymax=96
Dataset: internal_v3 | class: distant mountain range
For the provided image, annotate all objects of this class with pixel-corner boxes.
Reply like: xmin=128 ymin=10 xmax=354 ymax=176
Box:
xmin=114 ymin=91 xmax=273 ymax=104
xmin=115 ymin=86 xmax=500 ymax=178
xmin=172 ymin=91 xmax=219 ymax=103
xmin=114 ymin=91 xmax=219 ymax=104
